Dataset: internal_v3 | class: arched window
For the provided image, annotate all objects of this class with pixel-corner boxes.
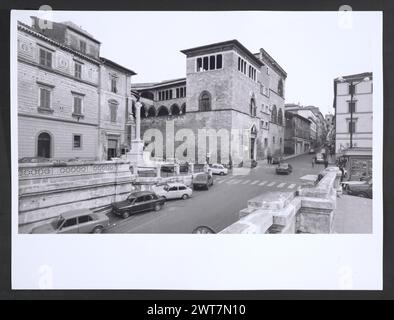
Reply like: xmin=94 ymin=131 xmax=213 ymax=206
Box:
xmin=271 ymin=105 xmax=277 ymax=123
xmin=157 ymin=106 xmax=169 ymax=116
xmin=37 ymin=132 xmax=51 ymax=158
xmin=170 ymin=104 xmax=180 ymax=116
xmin=181 ymin=103 xmax=186 ymax=114
xmin=278 ymin=79 xmax=284 ymax=97
xmin=199 ymin=91 xmax=211 ymax=111
xmin=277 ymin=108 xmax=283 ymax=125
xmin=250 ymin=98 xmax=256 ymax=117
xmin=147 ymin=106 xmax=156 ymax=117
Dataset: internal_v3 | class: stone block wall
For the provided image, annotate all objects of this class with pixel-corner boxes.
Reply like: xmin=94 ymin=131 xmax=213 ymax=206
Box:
xmin=220 ymin=170 xmax=341 ymax=234
xmin=18 ymin=160 xmax=134 ymax=230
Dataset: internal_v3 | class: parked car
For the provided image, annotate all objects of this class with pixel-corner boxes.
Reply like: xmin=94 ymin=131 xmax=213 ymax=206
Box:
xmin=309 ymin=148 xmax=315 ymax=154
xmin=315 ymin=153 xmax=325 ymax=164
xmin=193 ymin=173 xmax=214 ymax=190
xmin=30 ymin=209 xmax=109 ymax=234
xmin=275 ymin=163 xmax=293 ymax=175
xmin=209 ymin=164 xmax=228 ymax=175
xmin=112 ymin=191 xmax=165 ymax=219
xmin=341 ymin=179 xmax=372 ymax=198
xmin=153 ymin=182 xmax=193 ymax=200
xmin=272 ymin=155 xmax=283 ymax=164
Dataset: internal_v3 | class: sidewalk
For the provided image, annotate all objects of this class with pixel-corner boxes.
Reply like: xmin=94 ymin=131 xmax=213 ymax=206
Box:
xmin=332 ymin=195 xmax=372 ymax=233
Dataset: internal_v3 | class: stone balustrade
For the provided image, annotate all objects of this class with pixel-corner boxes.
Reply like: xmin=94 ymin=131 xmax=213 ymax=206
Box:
xmin=220 ymin=168 xmax=341 ymax=234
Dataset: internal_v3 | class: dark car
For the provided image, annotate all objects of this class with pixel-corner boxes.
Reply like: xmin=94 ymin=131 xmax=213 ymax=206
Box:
xmin=275 ymin=163 xmax=293 ymax=175
xmin=112 ymin=191 xmax=165 ymax=219
xmin=30 ymin=209 xmax=109 ymax=234
xmin=272 ymin=156 xmax=283 ymax=165
xmin=342 ymin=179 xmax=372 ymax=199
xmin=309 ymin=148 xmax=315 ymax=154
xmin=315 ymin=153 xmax=325 ymax=164
xmin=193 ymin=173 xmax=213 ymax=190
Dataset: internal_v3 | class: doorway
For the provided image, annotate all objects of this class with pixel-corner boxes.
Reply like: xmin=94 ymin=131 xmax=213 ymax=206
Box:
xmin=107 ymin=139 xmax=118 ymax=160
xmin=37 ymin=132 xmax=51 ymax=158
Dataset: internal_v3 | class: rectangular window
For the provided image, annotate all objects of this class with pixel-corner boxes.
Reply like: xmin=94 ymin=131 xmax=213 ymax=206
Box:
xmin=176 ymin=88 xmax=180 ymax=98
xmin=169 ymin=90 xmax=173 ymax=99
xmin=73 ymin=96 xmax=83 ymax=114
xmin=39 ymin=87 xmax=51 ymax=109
xmin=209 ymin=55 xmax=216 ymax=70
xmin=238 ymin=57 xmax=241 ymax=71
xmin=348 ymin=121 xmax=356 ymax=133
xmin=110 ymin=103 xmax=117 ymax=122
xmin=111 ymin=78 xmax=117 ymax=93
xmin=80 ymin=40 xmax=86 ymax=54
xmin=196 ymin=57 xmax=202 ymax=72
xmin=73 ymin=134 xmax=82 ymax=149
xmin=243 ymin=61 xmax=246 ymax=74
xmin=348 ymin=102 xmax=356 ymax=113
xmin=216 ymin=54 xmax=222 ymax=69
xmin=74 ymin=62 xmax=82 ymax=79
xmin=203 ymin=56 xmax=209 ymax=71
xmin=165 ymin=91 xmax=169 ymax=100
xmin=39 ymin=48 xmax=52 ymax=68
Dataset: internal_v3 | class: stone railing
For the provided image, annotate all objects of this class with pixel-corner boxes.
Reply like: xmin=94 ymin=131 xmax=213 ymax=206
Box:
xmin=19 ymin=161 xmax=122 ymax=180
xmin=220 ymin=168 xmax=341 ymax=234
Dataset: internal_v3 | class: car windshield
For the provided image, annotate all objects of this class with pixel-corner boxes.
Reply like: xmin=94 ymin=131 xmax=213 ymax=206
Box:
xmin=54 ymin=216 xmax=65 ymax=229
xmin=127 ymin=196 xmax=136 ymax=202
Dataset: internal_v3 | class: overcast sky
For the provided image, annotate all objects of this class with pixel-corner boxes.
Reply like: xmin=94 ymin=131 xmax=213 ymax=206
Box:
xmin=15 ymin=10 xmax=381 ymax=116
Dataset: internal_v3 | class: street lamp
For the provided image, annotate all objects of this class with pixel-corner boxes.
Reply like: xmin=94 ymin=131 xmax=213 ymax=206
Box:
xmin=337 ymin=76 xmax=370 ymax=148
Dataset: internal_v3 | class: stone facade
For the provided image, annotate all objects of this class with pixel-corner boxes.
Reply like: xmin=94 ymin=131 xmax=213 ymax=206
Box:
xmin=17 ymin=18 xmax=135 ymax=162
xmin=134 ymin=40 xmax=287 ymax=165
xmin=284 ymin=111 xmax=311 ymax=155
xmin=18 ymin=160 xmax=134 ymax=231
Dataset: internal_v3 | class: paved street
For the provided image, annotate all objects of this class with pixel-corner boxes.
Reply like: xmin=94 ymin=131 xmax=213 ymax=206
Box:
xmin=106 ymin=153 xmax=324 ymax=234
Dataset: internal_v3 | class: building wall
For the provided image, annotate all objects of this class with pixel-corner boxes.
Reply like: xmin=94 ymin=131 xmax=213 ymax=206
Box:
xmin=18 ymin=28 xmax=100 ymax=160
xmin=335 ymin=80 xmax=373 ymax=153
xmin=186 ymin=50 xmax=234 ymax=113
xmin=98 ymin=64 xmax=131 ymax=160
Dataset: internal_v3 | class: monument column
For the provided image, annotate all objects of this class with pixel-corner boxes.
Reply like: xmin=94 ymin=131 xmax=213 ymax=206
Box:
xmin=127 ymin=97 xmax=145 ymax=165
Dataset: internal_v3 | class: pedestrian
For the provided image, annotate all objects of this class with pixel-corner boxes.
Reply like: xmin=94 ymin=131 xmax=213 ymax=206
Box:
xmin=324 ymin=159 xmax=329 ymax=169
xmin=311 ymin=157 xmax=315 ymax=168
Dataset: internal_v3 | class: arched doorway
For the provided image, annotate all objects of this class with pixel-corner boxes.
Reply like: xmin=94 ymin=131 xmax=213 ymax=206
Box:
xmin=250 ymin=125 xmax=257 ymax=160
xmin=37 ymin=132 xmax=51 ymax=158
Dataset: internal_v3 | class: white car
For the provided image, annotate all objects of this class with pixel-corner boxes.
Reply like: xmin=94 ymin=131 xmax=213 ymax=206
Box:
xmin=209 ymin=164 xmax=228 ymax=175
xmin=153 ymin=183 xmax=192 ymax=200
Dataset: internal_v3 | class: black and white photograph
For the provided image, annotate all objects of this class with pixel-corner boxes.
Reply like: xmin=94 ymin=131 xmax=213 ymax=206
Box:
xmin=10 ymin=8 xmax=383 ymax=290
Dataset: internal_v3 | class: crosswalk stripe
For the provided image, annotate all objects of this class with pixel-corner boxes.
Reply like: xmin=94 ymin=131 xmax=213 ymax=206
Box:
xmin=241 ymin=179 xmax=251 ymax=184
xmin=258 ymin=181 xmax=268 ymax=186
xmin=277 ymin=182 xmax=286 ymax=188
xmin=250 ymin=180 xmax=260 ymax=185
xmin=230 ymin=179 xmax=242 ymax=185
xmin=217 ymin=177 xmax=231 ymax=184
xmin=225 ymin=179 xmax=236 ymax=184
xmin=288 ymin=183 xmax=296 ymax=189
xmin=267 ymin=181 xmax=276 ymax=187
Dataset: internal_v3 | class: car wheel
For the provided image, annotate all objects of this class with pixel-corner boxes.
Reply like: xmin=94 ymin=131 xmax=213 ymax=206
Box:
xmin=220 ymin=172 xmax=224 ymax=176
xmin=182 ymin=194 xmax=189 ymax=200
xmin=122 ymin=211 xmax=130 ymax=219
xmin=155 ymin=204 xmax=162 ymax=211
xmin=358 ymin=192 xmax=368 ymax=198
xmin=92 ymin=226 xmax=104 ymax=234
